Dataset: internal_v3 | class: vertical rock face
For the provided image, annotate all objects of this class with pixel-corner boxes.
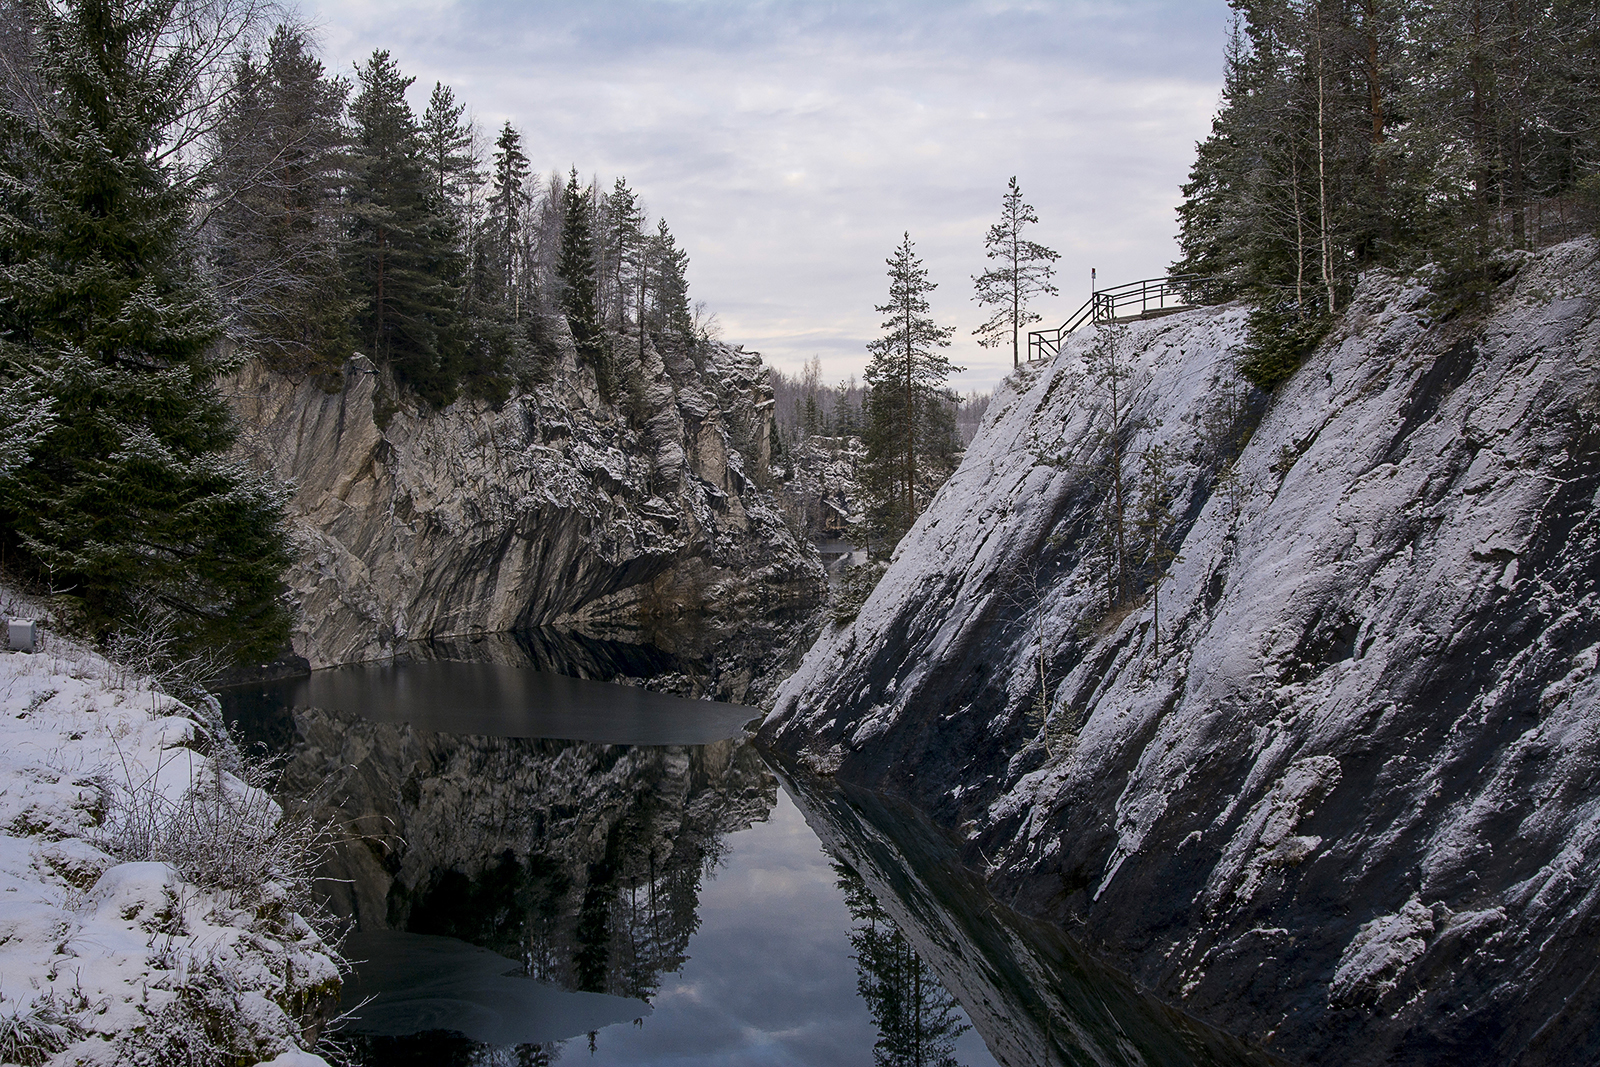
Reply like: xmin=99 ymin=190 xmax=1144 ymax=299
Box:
xmin=765 ymin=238 xmax=1600 ymax=1065
xmin=226 ymin=335 xmax=822 ymax=669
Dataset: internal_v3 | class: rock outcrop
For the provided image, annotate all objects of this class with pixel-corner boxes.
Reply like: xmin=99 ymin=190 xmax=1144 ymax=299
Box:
xmin=765 ymin=238 xmax=1600 ymax=1065
xmin=226 ymin=334 xmax=822 ymax=669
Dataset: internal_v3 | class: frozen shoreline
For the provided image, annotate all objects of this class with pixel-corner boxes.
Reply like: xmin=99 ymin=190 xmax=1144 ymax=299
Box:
xmin=0 ymin=611 xmax=338 ymax=1066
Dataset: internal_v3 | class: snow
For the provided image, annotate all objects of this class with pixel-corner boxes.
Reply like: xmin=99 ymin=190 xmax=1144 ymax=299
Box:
xmin=1330 ymin=898 xmax=1436 ymax=1005
xmin=0 ymin=618 xmax=334 ymax=1066
xmin=766 ymin=237 xmax=1600 ymax=1055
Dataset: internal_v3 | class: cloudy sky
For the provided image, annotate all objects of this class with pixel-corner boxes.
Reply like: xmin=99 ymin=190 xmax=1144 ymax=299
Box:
xmin=297 ymin=0 xmax=1232 ymax=391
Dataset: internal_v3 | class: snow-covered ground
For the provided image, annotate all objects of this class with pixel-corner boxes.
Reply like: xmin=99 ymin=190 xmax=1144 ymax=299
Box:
xmin=0 ymin=603 xmax=338 ymax=1066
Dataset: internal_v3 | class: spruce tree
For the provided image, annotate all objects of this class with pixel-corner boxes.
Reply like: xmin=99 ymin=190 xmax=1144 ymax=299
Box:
xmin=0 ymin=0 xmax=291 ymax=663
xmin=863 ymin=233 xmax=959 ymax=545
xmin=604 ymin=176 xmax=646 ymax=330
xmin=972 ymin=176 xmax=1059 ymax=368
xmin=208 ymin=23 xmax=352 ymax=376
xmin=485 ymin=121 xmax=529 ymax=313
xmin=647 ymin=218 xmax=693 ymax=341
xmin=557 ymin=167 xmax=608 ymax=397
xmin=346 ymin=50 xmax=461 ymax=407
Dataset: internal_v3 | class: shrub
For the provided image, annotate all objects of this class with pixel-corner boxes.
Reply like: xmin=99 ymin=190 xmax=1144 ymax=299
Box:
xmin=1236 ymin=304 xmax=1333 ymax=390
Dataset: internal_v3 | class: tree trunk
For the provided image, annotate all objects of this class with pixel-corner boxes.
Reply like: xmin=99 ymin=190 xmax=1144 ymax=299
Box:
xmin=1316 ymin=4 xmax=1335 ymax=315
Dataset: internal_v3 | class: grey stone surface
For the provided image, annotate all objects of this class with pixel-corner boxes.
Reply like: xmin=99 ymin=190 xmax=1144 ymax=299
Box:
xmin=225 ymin=336 xmax=822 ymax=669
xmin=765 ymin=238 xmax=1600 ymax=1065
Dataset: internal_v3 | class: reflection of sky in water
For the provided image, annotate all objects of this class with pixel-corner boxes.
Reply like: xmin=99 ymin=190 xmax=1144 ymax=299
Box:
xmin=344 ymin=786 xmax=997 ymax=1066
xmin=570 ymin=789 xmax=997 ymax=1066
xmin=343 ymin=930 xmax=648 ymax=1044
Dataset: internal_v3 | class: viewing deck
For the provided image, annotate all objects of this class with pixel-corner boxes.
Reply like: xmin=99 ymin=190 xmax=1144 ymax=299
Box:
xmin=1026 ymin=275 xmax=1201 ymax=363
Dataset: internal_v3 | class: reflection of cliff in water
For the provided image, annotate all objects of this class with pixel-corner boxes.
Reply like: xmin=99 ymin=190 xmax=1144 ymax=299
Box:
xmin=390 ymin=609 xmax=820 ymax=705
xmin=279 ymin=705 xmax=776 ymax=1000
xmin=775 ymin=756 xmax=1281 ymax=1067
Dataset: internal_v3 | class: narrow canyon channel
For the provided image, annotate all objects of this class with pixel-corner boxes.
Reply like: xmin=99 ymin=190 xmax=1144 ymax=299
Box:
xmin=221 ymin=634 xmax=1273 ymax=1067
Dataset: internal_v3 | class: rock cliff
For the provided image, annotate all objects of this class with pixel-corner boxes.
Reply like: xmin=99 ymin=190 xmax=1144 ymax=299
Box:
xmin=765 ymin=238 xmax=1600 ymax=1065
xmin=226 ymin=333 xmax=822 ymax=669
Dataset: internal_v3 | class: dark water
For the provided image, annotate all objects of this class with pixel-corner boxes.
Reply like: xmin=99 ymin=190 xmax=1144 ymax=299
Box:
xmin=222 ymin=632 xmax=1275 ymax=1067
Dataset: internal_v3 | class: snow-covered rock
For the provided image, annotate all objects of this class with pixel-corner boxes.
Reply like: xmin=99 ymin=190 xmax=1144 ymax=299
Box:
xmin=765 ymin=237 xmax=1600 ymax=1065
xmin=0 ymin=622 xmax=335 ymax=1066
xmin=226 ymin=336 xmax=822 ymax=670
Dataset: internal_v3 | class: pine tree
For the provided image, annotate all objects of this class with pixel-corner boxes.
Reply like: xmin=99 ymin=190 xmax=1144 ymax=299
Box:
xmin=972 ymin=176 xmax=1059 ymax=368
xmin=557 ymin=166 xmax=609 ymax=397
xmin=420 ymin=81 xmax=475 ymax=221
xmin=862 ymin=233 xmax=959 ymax=545
xmin=0 ymin=0 xmax=291 ymax=663
xmin=207 ymin=23 xmax=352 ymax=376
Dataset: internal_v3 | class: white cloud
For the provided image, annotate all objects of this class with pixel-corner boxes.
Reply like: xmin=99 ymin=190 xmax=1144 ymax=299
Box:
xmin=297 ymin=0 xmax=1229 ymax=390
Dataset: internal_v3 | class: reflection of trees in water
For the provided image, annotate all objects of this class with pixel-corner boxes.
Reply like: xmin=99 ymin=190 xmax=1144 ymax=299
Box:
xmin=836 ymin=862 xmax=970 ymax=1067
xmin=275 ymin=708 xmax=775 ymax=1006
xmin=347 ymin=1032 xmax=562 ymax=1065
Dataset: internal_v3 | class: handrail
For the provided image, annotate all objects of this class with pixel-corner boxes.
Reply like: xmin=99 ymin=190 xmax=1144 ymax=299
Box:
xmin=1026 ymin=275 xmax=1204 ymax=363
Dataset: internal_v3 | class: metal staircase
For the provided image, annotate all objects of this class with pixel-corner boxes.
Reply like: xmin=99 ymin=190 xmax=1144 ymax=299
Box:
xmin=1026 ymin=275 xmax=1202 ymax=363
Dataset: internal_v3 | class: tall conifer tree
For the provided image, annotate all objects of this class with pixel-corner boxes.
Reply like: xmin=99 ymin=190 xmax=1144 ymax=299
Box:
xmin=208 ymin=23 xmax=352 ymax=375
xmin=557 ymin=167 xmax=608 ymax=396
xmin=973 ymin=177 xmax=1058 ymax=368
xmin=0 ymin=0 xmax=291 ymax=662
xmin=863 ymin=233 xmax=959 ymax=544
xmin=346 ymin=50 xmax=461 ymax=406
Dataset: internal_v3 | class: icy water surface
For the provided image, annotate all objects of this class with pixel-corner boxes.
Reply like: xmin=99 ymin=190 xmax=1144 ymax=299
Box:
xmin=223 ymin=635 xmax=1274 ymax=1067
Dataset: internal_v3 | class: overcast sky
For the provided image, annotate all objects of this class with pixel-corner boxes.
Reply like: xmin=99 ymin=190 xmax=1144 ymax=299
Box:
xmin=297 ymin=0 xmax=1232 ymax=391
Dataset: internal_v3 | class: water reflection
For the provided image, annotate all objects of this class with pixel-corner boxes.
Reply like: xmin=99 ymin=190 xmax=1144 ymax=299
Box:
xmin=244 ymin=659 xmax=758 ymax=744
xmin=776 ymin=763 xmax=1281 ymax=1067
xmin=838 ymin=862 xmax=972 ymax=1067
xmin=339 ymin=929 xmax=646 ymax=1043
xmin=222 ymin=650 xmax=1273 ymax=1066
xmin=270 ymin=704 xmax=772 ymax=1006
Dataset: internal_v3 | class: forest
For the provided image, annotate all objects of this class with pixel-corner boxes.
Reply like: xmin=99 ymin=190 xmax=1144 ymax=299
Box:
xmin=1176 ymin=0 xmax=1600 ymax=387
xmin=0 ymin=1 xmax=726 ymax=667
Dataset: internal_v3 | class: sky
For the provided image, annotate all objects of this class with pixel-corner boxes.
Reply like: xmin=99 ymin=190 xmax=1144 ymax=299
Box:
xmin=296 ymin=0 xmax=1233 ymax=392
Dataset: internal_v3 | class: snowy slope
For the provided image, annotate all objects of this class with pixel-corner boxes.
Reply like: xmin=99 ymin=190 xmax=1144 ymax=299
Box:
xmin=0 ymin=614 xmax=337 ymax=1066
xmin=765 ymin=237 xmax=1600 ymax=1065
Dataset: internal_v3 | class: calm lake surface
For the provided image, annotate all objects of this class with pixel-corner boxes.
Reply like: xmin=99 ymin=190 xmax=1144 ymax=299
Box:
xmin=225 ymin=654 xmax=1000 ymax=1066
xmin=222 ymin=634 xmax=1273 ymax=1067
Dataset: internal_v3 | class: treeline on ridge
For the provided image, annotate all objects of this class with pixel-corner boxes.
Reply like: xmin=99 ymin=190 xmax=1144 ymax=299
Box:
xmin=0 ymin=2 xmax=710 ymax=669
xmin=1176 ymin=0 xmax=1600 ymax=387
xmin=208 ymin=25 xmax=704 ymax=411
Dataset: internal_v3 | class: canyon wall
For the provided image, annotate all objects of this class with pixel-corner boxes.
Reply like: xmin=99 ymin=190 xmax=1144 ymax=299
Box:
xmin=226 ymin=332 xmax=822 ymax=670
xmin=765 ymin=238 xmax=1600 ymax=1066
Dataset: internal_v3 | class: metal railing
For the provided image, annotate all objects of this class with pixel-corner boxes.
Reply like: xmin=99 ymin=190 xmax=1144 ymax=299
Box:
xmin=1026 ymin=275 xmax=1202 ymax=363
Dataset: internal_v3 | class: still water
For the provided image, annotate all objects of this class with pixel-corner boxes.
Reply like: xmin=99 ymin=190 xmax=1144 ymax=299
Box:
xmin=225 ymin=654 xmax=999 ymax=1066
xmin=223 ymin=632 xmax=1273 ymax=1067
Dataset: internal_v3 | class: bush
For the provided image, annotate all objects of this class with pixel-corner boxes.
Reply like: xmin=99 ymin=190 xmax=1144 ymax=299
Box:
xmin=1236 ymin=304 xmax=1334 ymax=390
xmin=0 ymin=992 xmax=83 ymax=1066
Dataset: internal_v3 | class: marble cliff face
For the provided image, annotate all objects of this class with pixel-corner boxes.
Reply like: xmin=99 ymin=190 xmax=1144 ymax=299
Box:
xmin=227 ymin=330 xmax=822 ymax=670
xmin=766 ymin=238 xmax=1600 ymax=1066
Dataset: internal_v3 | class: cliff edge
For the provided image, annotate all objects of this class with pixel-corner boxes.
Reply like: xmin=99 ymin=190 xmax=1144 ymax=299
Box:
xmin=765 ymin=238 xmax=1600 ymax=1065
